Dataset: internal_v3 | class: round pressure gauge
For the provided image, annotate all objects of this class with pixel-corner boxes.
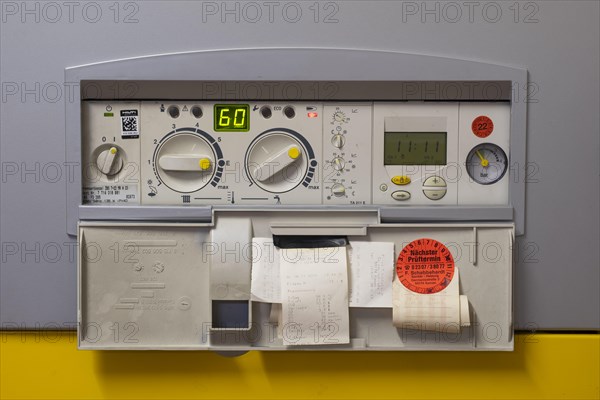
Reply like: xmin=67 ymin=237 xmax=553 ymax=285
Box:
xmin=466 ymin=143 xmax=508 ymax=185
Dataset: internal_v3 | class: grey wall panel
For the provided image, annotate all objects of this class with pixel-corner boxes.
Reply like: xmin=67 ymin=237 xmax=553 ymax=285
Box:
xmin=1 ymin=1 xmax=598 ymax=329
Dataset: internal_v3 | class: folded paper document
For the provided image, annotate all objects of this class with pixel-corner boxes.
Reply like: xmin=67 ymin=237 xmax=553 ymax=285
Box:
xmin=279 ymin=246 xmax=350 ymax=346
xmin=251 ymin=238 xmax=395 ymax=308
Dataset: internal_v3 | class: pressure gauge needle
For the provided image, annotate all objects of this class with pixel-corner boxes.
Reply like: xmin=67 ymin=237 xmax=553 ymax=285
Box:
xmin=476 ymin=150 xmax=489 ymax=167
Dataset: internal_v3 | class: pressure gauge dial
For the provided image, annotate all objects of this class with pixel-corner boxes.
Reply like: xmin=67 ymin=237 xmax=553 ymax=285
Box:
xmin=154 ymin=133 xmax=216 ymax=193
xmin=245 ymin=131 xmax=311 ymax=193
xmin=466 ymin=143 xmax=508 ymax=185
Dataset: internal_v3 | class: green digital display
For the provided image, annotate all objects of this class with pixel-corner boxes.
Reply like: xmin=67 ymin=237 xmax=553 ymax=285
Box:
xmin=384 ymin=132 xmax=447 ymax=165
xmin=214 ymin=104 xmax=250 ymax=132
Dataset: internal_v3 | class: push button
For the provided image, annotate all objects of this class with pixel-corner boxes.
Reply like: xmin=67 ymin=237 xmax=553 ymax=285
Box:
xmin=391 ymin=190 xmax=411 ymax=201
xmin=423 ymin=189 xmax=446 ymax=200
xmin=422 ymin=176 xmax=447 ymax=200
xmin=423 ymin=176 xmax=446 ymax=187
xmin=391 ymin=175 xmax=411 ymax=185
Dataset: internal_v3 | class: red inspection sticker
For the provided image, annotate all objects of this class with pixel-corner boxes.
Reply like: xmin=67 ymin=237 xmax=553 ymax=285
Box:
xmin=396 ymin=238 xmax=455 ymax=294
xmin=471 ymin=115 xmax=494 ymax=138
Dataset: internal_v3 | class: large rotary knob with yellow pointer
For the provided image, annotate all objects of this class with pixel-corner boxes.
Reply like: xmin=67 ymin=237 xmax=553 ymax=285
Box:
xmin=246 ymin=132 xmax=308 ymax=193
xmin=155 ymin=133 xmax=215 ymax=193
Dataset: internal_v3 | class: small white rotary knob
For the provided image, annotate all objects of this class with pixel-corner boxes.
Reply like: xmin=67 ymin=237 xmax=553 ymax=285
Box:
xmin=331 ymin=134 xmax=345 ymax=149
xmin=331 ymin=183 xmax=346 ymax=197
xmin=96 ymin=146 xmax=123 ymax=176
xmin=332 ymin=157 xmax=345 ymax=171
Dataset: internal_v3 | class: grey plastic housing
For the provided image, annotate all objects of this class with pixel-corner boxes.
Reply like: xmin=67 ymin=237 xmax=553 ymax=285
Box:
xmin=78 ymin=217 xmax=514 ymax=351
xmin=65 ymin=48 xmax=527 ymax=235
xmin=72 ymin=49 xmax=521 ymax=351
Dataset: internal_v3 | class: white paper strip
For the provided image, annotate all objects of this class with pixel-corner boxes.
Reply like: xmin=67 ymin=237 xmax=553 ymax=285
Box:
xmin=280 ymin=247 xmax=350 ymax=346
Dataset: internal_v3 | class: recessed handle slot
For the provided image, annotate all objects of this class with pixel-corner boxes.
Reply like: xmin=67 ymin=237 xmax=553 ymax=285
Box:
xmin=211 ymin=300 xmax=250 ymax=330
xmin=272 ymin=235 xmax=348 ymax=249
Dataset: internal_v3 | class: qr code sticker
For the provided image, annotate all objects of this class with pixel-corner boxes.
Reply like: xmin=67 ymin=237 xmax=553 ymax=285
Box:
xmin=120 ymin=110 xmax=139 ymax=138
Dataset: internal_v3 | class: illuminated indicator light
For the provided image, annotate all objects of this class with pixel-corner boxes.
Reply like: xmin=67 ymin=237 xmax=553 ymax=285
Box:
xmin=288 ymin=147 xmax=300 ymax=159
xmin=104 ymin=112 xmax=114 ymax=117
xmin=110 ymin=147 xmax=117 ymax=155
xmin=199 ymin=158 xmax=212 ymax=171
xmin=307 ymin=112 xmax=318 ymax=118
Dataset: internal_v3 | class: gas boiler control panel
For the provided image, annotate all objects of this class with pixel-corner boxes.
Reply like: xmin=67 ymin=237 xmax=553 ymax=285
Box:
xmin=82 ymin=101 xmax=510 ymax=207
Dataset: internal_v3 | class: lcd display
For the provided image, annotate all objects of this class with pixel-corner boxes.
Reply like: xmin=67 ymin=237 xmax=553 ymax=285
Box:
xmin=384 ymin=132 xmax=447 ymax=165
xmin=214 ymin=104 xmax=250 ymax=132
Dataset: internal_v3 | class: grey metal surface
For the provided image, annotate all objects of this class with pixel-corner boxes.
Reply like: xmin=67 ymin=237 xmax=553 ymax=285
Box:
xmin=1 ymin=1 xmax=599 ymax=330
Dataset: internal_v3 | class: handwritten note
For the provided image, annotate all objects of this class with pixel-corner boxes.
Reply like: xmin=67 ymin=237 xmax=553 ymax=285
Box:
xmin=393 ymin=268 xmax=469 ymax=333
xmin=347 ymin=242 xmax=395 ymax=308
xmin=280 ymin=247 xmax=350 ymax=346
xmin=250 ymin=238 xmax=281 ymax=303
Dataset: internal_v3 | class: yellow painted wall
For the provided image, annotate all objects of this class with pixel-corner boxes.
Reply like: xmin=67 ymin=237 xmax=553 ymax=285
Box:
xmin=1 ymin=332 xmax=598 ymax=399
